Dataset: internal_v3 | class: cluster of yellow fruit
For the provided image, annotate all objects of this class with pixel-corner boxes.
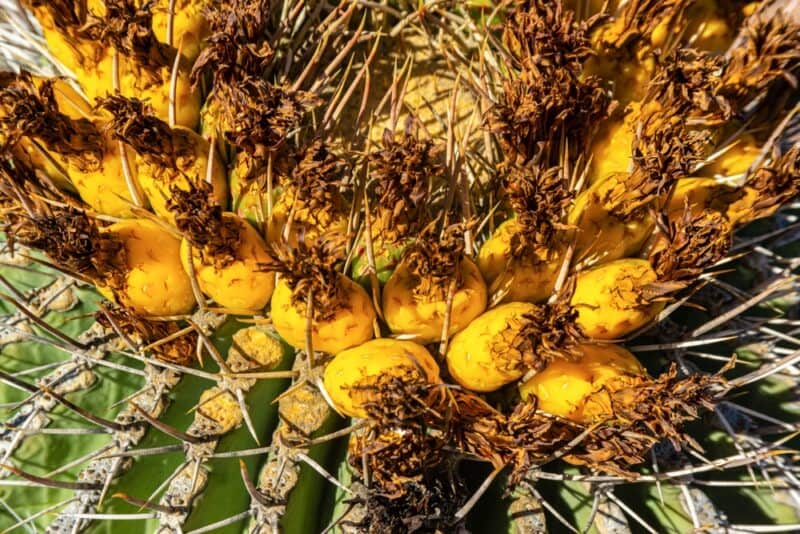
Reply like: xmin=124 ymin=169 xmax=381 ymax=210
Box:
xmin=2 ymin=0 xmax=799 ymax=485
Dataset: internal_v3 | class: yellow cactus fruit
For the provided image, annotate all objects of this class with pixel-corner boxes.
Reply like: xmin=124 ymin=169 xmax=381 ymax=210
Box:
xmin=99 ymin=96 xmax=227 ymax=224
xmin=150 ymin=0 xmax=209 ymax=62
xmin=271 ymin=276 xmax=374 ymax=354
xmin=587 ymin=105 xmax=639 ymax=185
xmin=197 ymin=388 xmax=243 ymax=434
xmin=571 ymin=259 xmax=664 ymax=340
xmin=684 ymin=0 xmax=734 ymax=53
xmin=569 ymin=174 xmax=655 ymax=266
xmin=519 ymin=343 xmax=646 ymax=423
xmin=323 ymin=339 xmax=440 ymax=418
xmin=265 ymin=141 xmax=350 ymax=247
xmin=69 ymin=127 xmax=144 ymax=218
xmin=701 ymin=134 xmax=761 ymax=178
xmin=381 ymin=223 xmax=486 ymax=343
xmin=445 ymin=302 xmax=531 ymax=392
xmin=179 ymin=212 xmax=275 ymax=313
xmin=100 ymin=219 xmax=196 ymax=316
xmin=478 ymin=218 xmax=564 ymax=304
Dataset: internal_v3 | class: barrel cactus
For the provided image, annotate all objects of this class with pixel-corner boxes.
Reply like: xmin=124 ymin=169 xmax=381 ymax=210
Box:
xmin=0 ymin=0 xmax=799 ymax=533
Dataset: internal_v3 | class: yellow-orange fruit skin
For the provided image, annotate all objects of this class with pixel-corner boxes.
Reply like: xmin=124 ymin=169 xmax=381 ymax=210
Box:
xmin=571 ymin=259 xmax=665 ymax=340
xmin=180 ymin=213 xmax=274 ymax=313
xmin=446 ymin=302 xmax=537 ymax=393
xmin=382 ymin=258 xmax=487 ymax=344
xmin=519 ymin=343 xmax=646 ymax=423
xmin=270 ymin=276 xmax=375 ymax=354
xmin=323 ymin=339 xmax=440 ymax=418
xmin=98 ymin=219 xmax=195 ymax=316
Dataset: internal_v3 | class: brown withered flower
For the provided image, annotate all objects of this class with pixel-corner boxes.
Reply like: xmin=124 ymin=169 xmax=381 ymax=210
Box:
xmin=401 ymin=220 xmax=470 ymax=301
xmin=503 ymin=165 xmax=573 ymax=260
xmin=98 ymin=95 xmax=196 ymax=169
xmin=96 ymin=303 xmax=197 ymax=366
xmin=492 ymin=293 xmax=584 ymax=375
xmin=82 ymin=0 xmax=175 ymax=71
xmin=167 ymin=181 xmax=241 ymax=269
xmin=719 ymin=14 xmax=800 ymax=112
xmin=564 ymin=365 xmax=726 ymax=477
xmin=223 ymin=78 xmax=318 ymax=160
xmin=368 ymin=131 xmax=443 ymax=242
xmin=7 ymin=205 xmax=127 ymax=291
xmin=263 ymin=234 xmax=348 ymax=321
xmin=0 ymin=72 xmax=103 ymax=171
xmin=650 ymin=205 xmax=733 ymax=283
xmin=285 ymin=140 xmax=350 ymax=227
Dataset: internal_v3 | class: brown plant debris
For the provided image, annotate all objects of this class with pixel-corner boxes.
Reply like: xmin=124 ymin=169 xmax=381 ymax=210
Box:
xmin=285 ymin=139 xmax=350 ymax=226
xmin=740 ymin=146 xmax=800 ymax=219
xmin=601 ymin=0 xmax=694 ymax=51
xmin=492 ymin=1 xmax=609 ymax=163
xmin=96 ymin=303 xmax=197 ymax=365
xmin=98 ymin=95 xmax=196 ymax=169
xmin=83 ymin=0 xmax=175 ymax=70
xmin=402 ymin=220 xmax=470 ymax=301
xmin=222 ymin=78 xmax=318 ymax=162
xmin=503 ymin=165 xmax=572 ymax=259
xmin=650 ymin=205 xmax=732 ymax=282
xmin=167 ymin=181 xmax=240 ymax=268
xmin=20 ymin=0 xmax=85 ymax=32
xmin=4 ymin=204 xmax=126 ymax=290
xmin=719 ymin=14 xmax=800 ymax=111
xmin=491 ymin=296 xmax=584 ymax=375
xmin=263 ymin=234 xmax=348 ymax=321
xmin=368 ymin=131 xmax=443 ymax=242
xmin=564 ymin=365 xmax=726 ymax=477
xmin=0 ymin=72 xmax=103 ymax=171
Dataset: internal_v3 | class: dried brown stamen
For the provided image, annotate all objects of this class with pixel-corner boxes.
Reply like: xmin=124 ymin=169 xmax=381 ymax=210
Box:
xmin=401 ymin=221 xmax=469 ymax=301
xmin=167 ymin=181 xmax=241 ymax=269
xmin=98 ymin=95 xmax=196 ymax=169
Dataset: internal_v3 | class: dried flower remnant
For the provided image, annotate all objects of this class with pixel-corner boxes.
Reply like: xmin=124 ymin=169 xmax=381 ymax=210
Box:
xmin=96 ymin=303 xmax=198 ymax=365
xmin=727 ymin=146 xmax=800 ymax=224
xmin=83 ymin=0 xmax=176 ymax=72
xmin=268 ymin=234 xmax=375 ymax=353
xmin=168 ymin=181 xmax=240 ymax=269
xmin=0 ymin=72 xmax=103 ymax=171
xmin=284 ymin=140 xmax=350 ymax=228
xmin=368 ymin=132 xmax=443 ymax=242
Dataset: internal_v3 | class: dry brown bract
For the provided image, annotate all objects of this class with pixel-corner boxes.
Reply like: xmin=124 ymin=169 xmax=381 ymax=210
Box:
xmin=83 ymin=0 xmax=175 ymax=71
xmin=0 ymin=72 xmax=103 ymax=171
xmin=742 ymin=146 xmax=800 ymax=219
xmin=492 ymin=296 xmax=584 ymax=375
xmin=5 ymin=204 xmax=126 ymax=291
xmin=650 ymin=205 xmax=732 ymax=283
xmin=402 ymin=220 xmax=469 ymax=301
xmin=564 ymin=365 xmax=726 ymax=477
xmin=719 ymin=14 xmax=800 ymax=111
xmin=98 ymin=95 xmax=196 ymax=169
xmin=504 ymin=165 xmax=572 ymax=259
xmin=96 ymin=303 xmax=197 ymax=365
xmin=287 ymin=139 xmax=349 ymax=226
xmin=223 ymin=78 xmax=318 ymax=162
xmin=167 ymin=181 xmax=241 ymax=269
xmin=263 ymin=234 xmax=348 ymax=321
xmin=369 ymin=131 xmax=443 ymax=242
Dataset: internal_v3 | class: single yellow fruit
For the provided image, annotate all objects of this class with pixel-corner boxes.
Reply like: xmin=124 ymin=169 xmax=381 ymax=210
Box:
xmin=323 ymin=338 xmax=440 ymax=418
xmin=446 ymin=302 xmax=537 ymax=392
xmin=197 ymin=388 xmax=242 ymax=434
xmin=98 ymin=219 xmax=195 ymax=316
xmin=136 ymin=127 xmax=227 ymax=225
xmin=701 ymin=134 xmax=760 ymax=178
xmin=271 ymin=276 xmax=375 ymax=354
xmin=477 ymin=219 xmax=563 ymax=303
xmin=180 ymin=213 xmax=275 ymax=312
xmin=69 ymin=128 xmax=144 ymax=218
xmin=151 ymin=0 xmax=209 ymax=62
xmin=571 ymin=259 xmax=665 ymax=339
xmin=569 ymin=174 xmax=654 ymax=266
xmin=383 ymin=258 xmax=487 ymax=344
xmin=266 ymin=188 xmax=348 ymax=247
xmin=587 ymin=107 xmax=638 ymax=185
xmin=519 ymin=343 xmax=645 ymax=423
